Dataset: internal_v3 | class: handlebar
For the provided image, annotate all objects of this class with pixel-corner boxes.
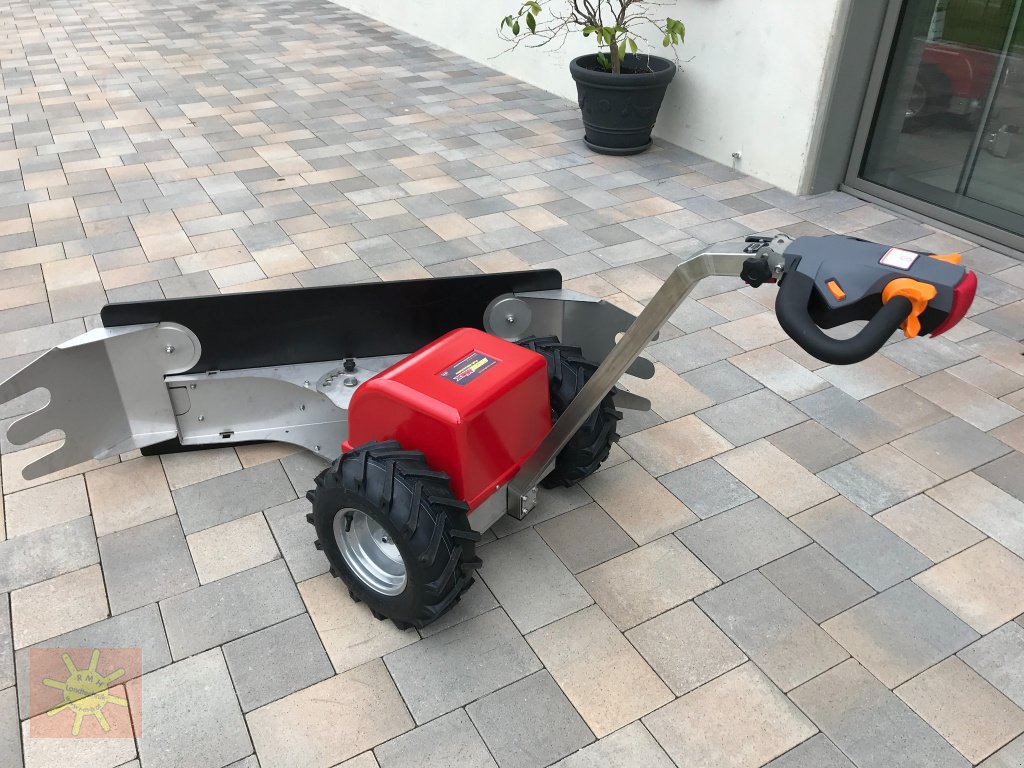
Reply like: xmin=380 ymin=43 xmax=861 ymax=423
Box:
xmin=775 ymin=270 xmax=913 ymax=365
xmin=748 ymin=235 xmax=977 ymax=367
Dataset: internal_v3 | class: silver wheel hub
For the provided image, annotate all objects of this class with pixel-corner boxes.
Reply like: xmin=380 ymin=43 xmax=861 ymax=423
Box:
xmin=334 ymin=508 xmax=407 ymax=596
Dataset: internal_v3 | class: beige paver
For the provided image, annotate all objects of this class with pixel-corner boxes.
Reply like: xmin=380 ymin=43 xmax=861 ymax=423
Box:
xmin=11 ymin=564 xmax=108 ymax=648
xmin=897 ymin=657 xmax=1024 ymax=764
xmin=247 ymin=660 xmax=413 ymax=768
xmin=4 ymin=475 xmax=91 ymax=538
xmin=579 ymin=536 xmax=720 ymax=630
xmin=643 ymin=663 xmax=816 ymax=768
xmin=160 ymin=447 xmax=242 ymax=490
xmin=716 ymin=440 xmax=836 ymax=516
xmin=85 ymin=456 xmax=175 ymax=536
xmin=619 ymin=415 xmax=732 ymax=477
xmin=875 ymin=495 xmax=985 ymax=562
xmin=299 ymin=573 xmax=418 ymax=672
xmin=914 ymin=539 xmax=1024 ymax=633
xmin=527 ymin=605 xmax=672 ymax=738
xmin=581 ymin=461 xmax=696 ymax=544
xmin=186 ymin=513 xmax=280 ymax=584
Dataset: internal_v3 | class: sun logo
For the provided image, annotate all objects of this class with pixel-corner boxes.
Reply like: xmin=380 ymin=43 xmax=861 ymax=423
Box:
xmin=43 ymin=649 xmax=129 ymax=736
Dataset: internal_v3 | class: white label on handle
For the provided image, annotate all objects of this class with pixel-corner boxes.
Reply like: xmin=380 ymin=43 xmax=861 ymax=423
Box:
xmin=880 ymin=248 xmax=919 ymax=270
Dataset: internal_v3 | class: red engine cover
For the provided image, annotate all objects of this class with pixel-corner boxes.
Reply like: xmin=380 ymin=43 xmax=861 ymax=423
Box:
xmin=344 ymin=328 xmax=551 ymax=511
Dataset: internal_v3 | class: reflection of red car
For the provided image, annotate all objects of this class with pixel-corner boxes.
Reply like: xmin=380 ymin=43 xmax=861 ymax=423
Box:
xmin=908 ymin=40 xmax=1002 ymax=124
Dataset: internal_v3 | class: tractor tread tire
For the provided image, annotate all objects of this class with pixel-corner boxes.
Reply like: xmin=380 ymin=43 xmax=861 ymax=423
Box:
xmin=308 ymin=440 xmax=477 ymax=630
xmin=519 ymin=336 xmax=622 ymax=488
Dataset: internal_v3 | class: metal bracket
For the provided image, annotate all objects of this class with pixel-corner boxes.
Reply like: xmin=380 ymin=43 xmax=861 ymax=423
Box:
xmin=507 ymin=241 xmax=758 ymax=509
xmin=485 ymin=290 xmax=656 ymax=381
xmin=0 ymin=323 xmax=201 ymax=480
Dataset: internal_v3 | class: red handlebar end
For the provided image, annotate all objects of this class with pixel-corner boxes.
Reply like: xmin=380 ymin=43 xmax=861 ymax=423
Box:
xmin=930 ymin=270 xmax=977 ymax=337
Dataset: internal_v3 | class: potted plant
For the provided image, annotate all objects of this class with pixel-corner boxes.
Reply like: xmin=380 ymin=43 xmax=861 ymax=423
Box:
xmin=499 ymin=1 xmax=685 ymax=155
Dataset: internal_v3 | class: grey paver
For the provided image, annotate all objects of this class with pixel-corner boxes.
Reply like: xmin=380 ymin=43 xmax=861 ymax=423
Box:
xmin=172 ymin=461 xmax=297 ymax=534
xmin=892 ymin=417 xmax=1011 ymax=479
xmin=385 ymin=609 xmax=541 ymax=724
xmin=819 ymin=445 xmax=942 ymax=515
xmin=552 ymin=722 xmax=674 ymax=768
xmin=882 ymin=336 xmax=975 ymax=376
xmin=975 ymin=450 xmax=1024 ymax=502
xmin=15 ymin=604 xmax=171 ymax=719
xmin=794 ymin=387 xmax=903 ymax=451
xmin=822 ymin=581 xmax=979 ymax=687
xmin=982 ymin=735 xmax=1024 ymax=768
xmin=790 ymin=660 xmax=970 ymax=768
xmin=223 ymin=614 xmax=334 ymax=712
xmin=696 ymin=571 xmax=848 ymax=691
xmin=133 ymin=649 xmax=252 ymax=768
xmin=375 ymin=709 xmax=496 ymax=768
xmin=682 ymin=360 xmax=762 ymax=403
xmin=676 ymin=499 xmax=810 ymax=581
xmin=99 ymin=515 xmax=198 ymax=615
xmin=650 ymin=328 xmax=743 ymax=374
xmin=0 ymin=688 xmax=22 ymax=768
xmin=761 ymin=543 xmax=874 ymax=622
xmin=960 ymin=621 xmax=1024 ymax=709
xmin=765 ymin=735 xmax=855 ymax=768
xmin=793 ymin=498 xmax=932 ymax=590
xmin=263 ymin=498 xmax=329 ymax=582
xmin=477 ymin=529 xmax=592 ymax=633
xmin=0 ymin=516 xmax=98 ymax=593
xmin=0 ymin=598 xmax=11 ymax=690
xmin=160 ymin=560 xmax=305 ymax=659
xmin=535 ymin=503 xmax=635 ymax=573
xmin=696 ymin=389 xmax=806 ymax=446
xmin=659 ymin=458 xmax=756 ymax=519
xmin=468 ymin=670 xmax=594 ymax=768
xmin=767 ymin=421 xmax=859 ymax=474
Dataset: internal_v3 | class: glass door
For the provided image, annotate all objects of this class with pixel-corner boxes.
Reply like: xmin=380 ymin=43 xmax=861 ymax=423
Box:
xmin=856 ymin=0 xmax=1024 ymax=242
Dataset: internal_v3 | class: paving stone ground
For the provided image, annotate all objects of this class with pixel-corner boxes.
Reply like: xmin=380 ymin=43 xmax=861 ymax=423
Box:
xmin=1 ymin=0 xmax=1023 ymax=766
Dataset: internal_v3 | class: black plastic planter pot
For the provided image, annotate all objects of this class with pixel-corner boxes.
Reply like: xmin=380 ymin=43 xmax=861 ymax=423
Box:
xmin=570 ymin=53 xmax=677 ymax=156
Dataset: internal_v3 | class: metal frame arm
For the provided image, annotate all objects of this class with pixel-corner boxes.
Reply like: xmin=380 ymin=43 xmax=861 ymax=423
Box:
xmin=507 ymin=243 xmax=754 ymax=512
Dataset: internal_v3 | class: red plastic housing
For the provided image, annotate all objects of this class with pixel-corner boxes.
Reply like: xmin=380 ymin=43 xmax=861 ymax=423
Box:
xmin=931 ymin=270 xmax=978 ymax=337
xmin=344 ymin=328 xmax=552 ymax=511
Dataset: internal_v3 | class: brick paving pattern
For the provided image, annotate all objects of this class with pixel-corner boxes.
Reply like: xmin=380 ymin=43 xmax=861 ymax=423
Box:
xmin=1 ymin=0 xmax=1024 ymax=766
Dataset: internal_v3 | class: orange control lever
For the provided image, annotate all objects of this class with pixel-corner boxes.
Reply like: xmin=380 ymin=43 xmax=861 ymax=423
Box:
xmin=882 ymin=278 xmax=938 ymax=338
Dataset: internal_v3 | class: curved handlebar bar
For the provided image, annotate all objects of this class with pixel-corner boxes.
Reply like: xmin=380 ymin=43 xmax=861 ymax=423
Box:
xmin=775 ymin=270 xmax=912 ymax=366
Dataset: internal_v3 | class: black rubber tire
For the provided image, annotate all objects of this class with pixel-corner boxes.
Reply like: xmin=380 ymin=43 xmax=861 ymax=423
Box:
xmin=306 ymin=440 xmax=481 ymax=630
xmin=905 ymin=64 xmax=951 ymax=132
xmin=519 ymin=336 xmax=622 ymax=488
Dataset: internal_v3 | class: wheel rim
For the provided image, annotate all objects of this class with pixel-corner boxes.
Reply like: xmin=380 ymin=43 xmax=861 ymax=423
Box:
xmin=334 ymin=508 xmax=407 ymax=596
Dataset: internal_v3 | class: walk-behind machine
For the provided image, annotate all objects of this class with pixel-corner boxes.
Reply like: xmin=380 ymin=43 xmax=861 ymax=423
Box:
xmin=0 ymin=235 xmax=977 ymax=629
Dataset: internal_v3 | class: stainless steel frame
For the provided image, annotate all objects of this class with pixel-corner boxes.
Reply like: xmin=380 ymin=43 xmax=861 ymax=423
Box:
xmin=844 ymin=0 xmax=1024 ymax=255
xmin=0 ymin=241 xmax=774 ymax=528
xmin=507 ymin=240 xmax=771 ymax=516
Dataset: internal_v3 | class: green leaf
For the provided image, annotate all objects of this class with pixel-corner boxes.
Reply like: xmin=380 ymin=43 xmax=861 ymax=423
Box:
xmin=618 ymin=40 xmax=627 ymax=60
xmin=596 ymin=51 xmax=610 ymax=70
xmin=663 ymin=34 xmax=670 ymax=46
xmin=526 ymin=12 xmax=535 ymax=32
xmin=628 ymin=37 xmax=638 ymax=54
xmin=512 ymin=19 xmax=520 ymax=34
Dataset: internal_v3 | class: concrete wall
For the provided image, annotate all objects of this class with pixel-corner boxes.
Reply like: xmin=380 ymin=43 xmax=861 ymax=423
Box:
xmin=335 ymin=0 xmax=849 ymax=194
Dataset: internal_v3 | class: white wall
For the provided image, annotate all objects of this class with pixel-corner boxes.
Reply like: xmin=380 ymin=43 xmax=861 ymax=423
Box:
xmin=335 ymin=0 xmax=848 ymax=194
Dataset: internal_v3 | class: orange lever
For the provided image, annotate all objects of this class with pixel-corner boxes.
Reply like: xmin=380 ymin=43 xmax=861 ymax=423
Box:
xmin=882 ymin=278 xmax=937 ymax=338
xmin=929 ymin=253 xmax=962 ymax=265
